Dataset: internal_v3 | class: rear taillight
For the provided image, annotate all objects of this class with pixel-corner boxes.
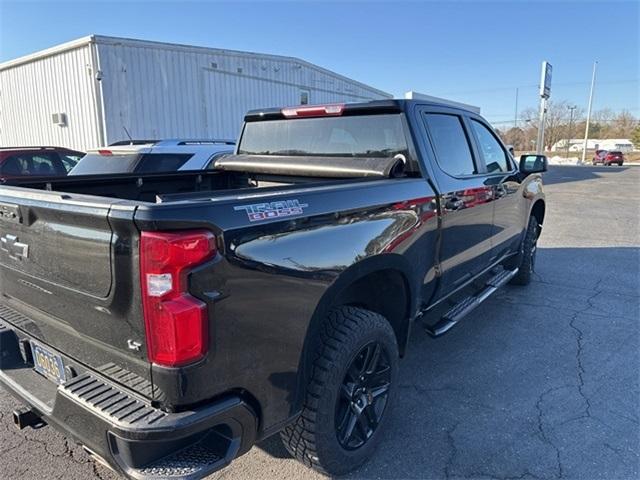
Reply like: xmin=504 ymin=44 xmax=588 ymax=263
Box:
xmin=140 ymin=230 xmax=216 ymax=367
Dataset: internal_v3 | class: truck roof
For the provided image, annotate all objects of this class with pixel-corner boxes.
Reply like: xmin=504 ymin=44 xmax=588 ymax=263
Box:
xmin=244 ymin=99 xmax=480 ymax=122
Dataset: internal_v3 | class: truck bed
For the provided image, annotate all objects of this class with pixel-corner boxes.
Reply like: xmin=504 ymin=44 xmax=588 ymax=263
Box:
xmin=2 ymin=170 xmax=322 ymax=203
xmin=3 ymin=147 xmax=408 ymax=203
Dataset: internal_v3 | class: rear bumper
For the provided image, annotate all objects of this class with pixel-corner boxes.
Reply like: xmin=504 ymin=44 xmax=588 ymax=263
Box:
xmin=0 ymin=319 xmax=258 ymax=480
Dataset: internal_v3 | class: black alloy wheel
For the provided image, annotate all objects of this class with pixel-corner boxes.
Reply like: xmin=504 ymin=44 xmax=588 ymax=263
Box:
xmin=335 ymin=341 xmax=392 ymax=450
xmin=280 ymin=306 xmax=399 ymax=476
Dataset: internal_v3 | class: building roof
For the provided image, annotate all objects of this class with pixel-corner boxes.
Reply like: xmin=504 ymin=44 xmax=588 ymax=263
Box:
xmin=0 ymin=35 xmax=391 ymax=99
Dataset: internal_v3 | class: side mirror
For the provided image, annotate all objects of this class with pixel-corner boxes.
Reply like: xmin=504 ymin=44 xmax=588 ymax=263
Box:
xmin=519 ymin=154 xmax=548 ymax=174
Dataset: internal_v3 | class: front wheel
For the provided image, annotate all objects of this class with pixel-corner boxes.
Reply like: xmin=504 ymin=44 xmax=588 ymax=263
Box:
xmin=510 ymin=216 xmax=539 ymax=285
xmin=281 ymin=306 xmax=399 ymax=475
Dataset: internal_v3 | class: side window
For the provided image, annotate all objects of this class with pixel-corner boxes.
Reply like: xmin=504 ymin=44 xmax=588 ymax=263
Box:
xmin=300 ymin=90 xmax=310 ymax=105
xmin=424 ymin=113 xmax=476 ymax=176
xmin=470 ymin=120 xmax=510 ymax=173
xmin=135 ymin=153 xmax=193 ymax=173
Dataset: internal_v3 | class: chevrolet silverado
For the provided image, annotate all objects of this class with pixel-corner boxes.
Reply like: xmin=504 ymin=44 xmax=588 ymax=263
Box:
xmin=0 ymin=100 xmax=547 ymax=478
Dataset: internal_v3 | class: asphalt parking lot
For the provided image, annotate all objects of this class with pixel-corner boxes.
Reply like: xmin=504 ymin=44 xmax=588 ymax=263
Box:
xmin=1 ymin=165 xmax=638 ymax=480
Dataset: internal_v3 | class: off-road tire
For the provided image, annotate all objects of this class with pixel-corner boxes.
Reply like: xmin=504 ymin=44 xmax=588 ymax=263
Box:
xmin=280 ymin=306 xmax=399 ymax=475
xmin=510 ymin=215 xmax=539 ymax=285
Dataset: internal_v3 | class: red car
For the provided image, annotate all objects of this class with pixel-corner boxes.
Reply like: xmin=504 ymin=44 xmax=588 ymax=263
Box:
xmin=592 ymin=149 xmax=625 ymax=166
xmin=0 ymin=146 xmax=84 ymax=180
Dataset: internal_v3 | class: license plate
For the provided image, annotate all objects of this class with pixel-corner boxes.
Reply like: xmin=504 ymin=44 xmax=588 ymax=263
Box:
xmin=31 ymin=341 xmax=66 ymax=384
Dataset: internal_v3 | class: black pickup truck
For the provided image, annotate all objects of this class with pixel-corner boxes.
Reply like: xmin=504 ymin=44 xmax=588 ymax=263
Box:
xmin=0 ymin=100 xmax=546 ymax=479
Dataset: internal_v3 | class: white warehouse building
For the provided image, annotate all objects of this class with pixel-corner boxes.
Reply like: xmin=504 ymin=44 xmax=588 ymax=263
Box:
xmin=0 ymin=35 xmax=391 ymax=151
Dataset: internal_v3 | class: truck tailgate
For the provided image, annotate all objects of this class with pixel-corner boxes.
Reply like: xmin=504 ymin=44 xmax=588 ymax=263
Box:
xmin=0 ymin=187 xmax=152 ymax=395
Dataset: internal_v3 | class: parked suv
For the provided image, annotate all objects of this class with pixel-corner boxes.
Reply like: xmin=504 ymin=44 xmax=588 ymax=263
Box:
xmin=603 ymin=150 xmax=625 ymax=166
xmin=592 ymin=149 xmax=625 ymax=166
xmin=0 ymin=146 xmax=84 ymax=180
xmin=69 ymin=139 xmax=235 ymax=175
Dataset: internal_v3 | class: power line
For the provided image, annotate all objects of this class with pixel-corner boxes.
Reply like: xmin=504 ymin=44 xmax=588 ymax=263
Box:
xmin=439 ymin=78 xmax=639 ymax=96
xmin=490 ymin=115 xmax=639 ymax=127
xmin=485 ymin=106 xmax=640 ymax=123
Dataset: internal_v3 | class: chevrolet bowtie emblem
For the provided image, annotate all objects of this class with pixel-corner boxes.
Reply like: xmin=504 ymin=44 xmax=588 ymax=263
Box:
xmin=1 ymin=234 xmax=29 ymax=260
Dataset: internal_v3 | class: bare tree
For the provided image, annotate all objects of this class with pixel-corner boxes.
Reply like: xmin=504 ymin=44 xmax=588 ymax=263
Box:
xmin=610 ymin=110 xmax=638 ymax=138
xmin=578 ymin=109 xmax=639 ymax=139
xmin=520 ymin=101 xmax=584 ymax=150
xmin=592 ymin=108 xmax=616 ymax=125
xmin=631 ymin=125 xmax=640 ymax=148
xmin=499 ymin=127 xmax=528 ymax=151
xmin=516 ymin=102 xmax=638 ymax=152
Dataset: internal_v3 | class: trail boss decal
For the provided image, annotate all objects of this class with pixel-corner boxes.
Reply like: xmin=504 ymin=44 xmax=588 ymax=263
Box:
xmin=234 ymin=199 xmax=309 ymax=222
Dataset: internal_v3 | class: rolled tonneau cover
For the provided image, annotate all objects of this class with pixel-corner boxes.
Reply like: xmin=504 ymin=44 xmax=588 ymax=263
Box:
xmin=213 ymin=154 xmax=406 ymax=178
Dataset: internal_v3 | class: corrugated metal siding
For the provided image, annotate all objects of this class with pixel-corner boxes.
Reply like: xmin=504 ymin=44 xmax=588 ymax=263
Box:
xmin=97 ymin=39 xmax=390 ymax=144
xmin=0 ymin=43 xmax=101 ymax=151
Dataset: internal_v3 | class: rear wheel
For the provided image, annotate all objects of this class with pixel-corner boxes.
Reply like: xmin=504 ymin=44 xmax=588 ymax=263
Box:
xmin=281 ymin=306 xmax=398 ymax=475
xmin=510 ymin=215 xmax=539 ymax=286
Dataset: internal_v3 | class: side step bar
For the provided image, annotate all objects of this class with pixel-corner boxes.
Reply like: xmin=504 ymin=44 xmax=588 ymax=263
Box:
xmin=424 ymin=268 xmax=519 ymax=337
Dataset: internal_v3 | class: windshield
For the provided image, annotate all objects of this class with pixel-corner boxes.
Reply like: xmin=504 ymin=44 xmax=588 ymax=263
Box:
xmin=238 ymin=114 xmax=410 ymax=159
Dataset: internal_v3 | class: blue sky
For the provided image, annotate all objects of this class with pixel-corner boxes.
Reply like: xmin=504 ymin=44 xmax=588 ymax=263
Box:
xmin=1 ymin=0 xmax=638 ymax=125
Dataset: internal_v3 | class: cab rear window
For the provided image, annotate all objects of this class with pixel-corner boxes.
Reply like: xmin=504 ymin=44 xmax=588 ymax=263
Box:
xmin=238 ymin=114 xmax=410 ymax=160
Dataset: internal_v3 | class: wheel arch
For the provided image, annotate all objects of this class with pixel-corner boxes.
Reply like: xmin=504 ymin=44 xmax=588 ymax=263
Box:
xmin=292 ymin=254 xmax=417 ymax=414
xmin=530 ymin=199 xmax=546 ymax=234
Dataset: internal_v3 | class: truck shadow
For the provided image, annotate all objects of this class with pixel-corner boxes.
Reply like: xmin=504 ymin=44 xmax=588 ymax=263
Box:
xmin=256 ymin=434 xmax=291 ymax=459
xmin=255 ymin=246 xmax=640 ymax=479
xmin=543 ymin=164 xmax=632 ymax=185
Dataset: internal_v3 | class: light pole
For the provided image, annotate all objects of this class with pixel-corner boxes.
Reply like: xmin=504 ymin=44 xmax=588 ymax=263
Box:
xmin=566 ymin=105 xmax=577 ymax=158
xmin=536 ymin=98 xmax=547 ymax=154
xmin=581 ymin=61 xmax=598 ymax=163
xmin=536 ymin=61 xmax=552 ymax=154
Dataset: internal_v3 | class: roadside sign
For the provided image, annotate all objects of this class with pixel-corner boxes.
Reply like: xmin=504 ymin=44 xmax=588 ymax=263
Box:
xmin=539 ymin=61 xmax=552 ymax=98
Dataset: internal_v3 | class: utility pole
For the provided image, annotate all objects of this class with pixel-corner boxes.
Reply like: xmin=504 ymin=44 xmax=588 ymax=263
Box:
xmin=514 ymin=87 xmax=519 ymax=129
xmin=581 ymin=61 xmax=598 ymax=163
xmin=566 ymin=105 xmax=577 ymax=158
